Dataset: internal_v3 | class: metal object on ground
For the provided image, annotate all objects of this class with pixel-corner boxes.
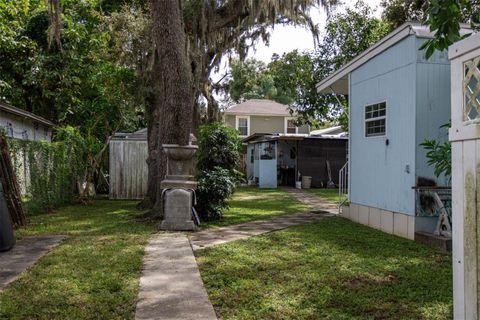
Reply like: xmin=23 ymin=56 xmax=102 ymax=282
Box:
xmin=326 ymin=160 xmax=336 ymax=188
xmin=413 ymin=186 xmax=452 ymax=237
xmin=0 ymin=181 xmax=15 ymax=252
xmin=338 ymin=161 xmax=349 ymax=210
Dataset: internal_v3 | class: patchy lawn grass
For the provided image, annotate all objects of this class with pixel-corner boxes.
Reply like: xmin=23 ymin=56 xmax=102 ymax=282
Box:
xmin=305 ymin=188 xmax=340 ymax=203
xmin=0 ymin=200 xmax=156 ymax=320
xmin=202 ymin=187 xmax=308 ymax=228
xmin=197 ymin=217 xmax=452 ymax=320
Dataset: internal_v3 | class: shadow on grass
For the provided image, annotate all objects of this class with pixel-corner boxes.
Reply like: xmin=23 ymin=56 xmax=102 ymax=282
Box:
xmin=202 ymin=187 xmax=309 ymax=228
xmin=17 ymin=199 xmax=155 ymax=238
xmin=197 ymin=217 xmax=452 ymax=320
xmin=1 ymin=199 xmax=156 ymax=320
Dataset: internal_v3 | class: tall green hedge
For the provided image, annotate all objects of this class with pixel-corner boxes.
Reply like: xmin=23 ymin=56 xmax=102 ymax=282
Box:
xmin=7 ymin=127 xmax=87 ymax=214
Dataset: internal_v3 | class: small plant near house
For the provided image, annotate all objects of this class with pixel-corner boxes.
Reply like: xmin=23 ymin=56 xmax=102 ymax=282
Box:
xmin=420 ymin=123 xmax=451 ymax=180
xmin=195 ymin=123 xmax=241 ymax=221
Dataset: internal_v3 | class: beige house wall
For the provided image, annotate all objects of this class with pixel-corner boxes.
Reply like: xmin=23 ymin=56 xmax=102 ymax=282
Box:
xmin=341 ymin=203 xmax=415 ymax=240
xmin=224 ymin=114 xmax=310 ymax=135
xmin=250 ymin=115 xmax=284 ymax=134
xmin=225 ymin=115 xmax=236 ymax=129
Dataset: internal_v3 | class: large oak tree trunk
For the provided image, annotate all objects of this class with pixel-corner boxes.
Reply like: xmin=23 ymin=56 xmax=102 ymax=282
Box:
xmin=146 ymin=0 xmax=194 ymax=214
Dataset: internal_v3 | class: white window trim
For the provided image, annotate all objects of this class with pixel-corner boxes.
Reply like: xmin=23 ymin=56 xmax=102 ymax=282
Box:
xmin=364 ymin=101 xmax=387 ymax=138
xmin=284 ymin=117 xmax=298 ymax=134
xmin=236 ymin=115 xmax=250 ymax=137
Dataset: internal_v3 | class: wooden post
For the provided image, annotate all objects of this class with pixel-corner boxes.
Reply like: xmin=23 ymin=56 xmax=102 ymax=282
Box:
xmin=0 ymin=134 xmax=27 ymax=227
xmin=449 ymin=32 xmax=480 ymax=319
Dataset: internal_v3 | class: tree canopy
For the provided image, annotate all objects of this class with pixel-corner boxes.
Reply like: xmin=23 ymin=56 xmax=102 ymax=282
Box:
xmin=380 ymin=0 xmax=480 ymax=58
xmin=0 ymin=0 xmax=146 ymax=185
xmin=224 ymin=2 xmax=390 ymax=128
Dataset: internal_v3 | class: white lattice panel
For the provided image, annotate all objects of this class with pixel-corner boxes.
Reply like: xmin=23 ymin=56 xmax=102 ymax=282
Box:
xmin=464 ymin=56 xmax=480 ymax=121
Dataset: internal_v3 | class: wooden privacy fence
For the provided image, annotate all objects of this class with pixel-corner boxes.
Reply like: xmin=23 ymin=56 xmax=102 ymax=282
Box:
xmin=109 ymin=138 xmax=148 ymax=200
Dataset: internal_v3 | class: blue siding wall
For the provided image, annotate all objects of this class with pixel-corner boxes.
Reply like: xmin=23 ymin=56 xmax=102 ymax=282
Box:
xmin=350 ymin=36 xmax=417 ymax=215
xmin=415 ymin=39 xmax=451 ymax=186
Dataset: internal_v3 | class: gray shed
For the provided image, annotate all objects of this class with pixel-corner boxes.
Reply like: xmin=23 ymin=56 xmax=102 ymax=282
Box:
xmin=109 ymin=128 xmax=148 ymax=200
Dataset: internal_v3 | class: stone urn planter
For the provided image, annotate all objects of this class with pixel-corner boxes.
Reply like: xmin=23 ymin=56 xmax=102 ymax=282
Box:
xmin=160 ymin=144 xmax=198 ymax=231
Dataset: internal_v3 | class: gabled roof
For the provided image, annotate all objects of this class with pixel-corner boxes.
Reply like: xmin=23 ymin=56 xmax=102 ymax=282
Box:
xmin=224 ymin=99 xmax=292 ymax=116
xmin=0 ymin=101 xmax=54 ymax=127
xmin=316 ymin=22 xmax=472 ymax=95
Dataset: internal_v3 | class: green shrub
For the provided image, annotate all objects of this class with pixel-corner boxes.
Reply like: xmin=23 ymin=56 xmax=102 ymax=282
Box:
xmin=8 ymin=126 xmax=87 ymax=214
xmin=420 ymin=123 xmax=451 ymax=180
xmin=196 ymin=122 xmax=242 ymax=172
xmin=195 ymin=122 xmax=241 ymax=220
xmin=196 ymin=167 xmax=236 ymax=220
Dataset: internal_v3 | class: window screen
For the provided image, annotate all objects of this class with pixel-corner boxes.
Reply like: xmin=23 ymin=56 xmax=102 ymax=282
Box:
xmin=286 ymin=119 xmax=296 ymax=134
xmin=365 ymin=102 xmax=386 ymax=137
xmin=237 ymin=117 xmax=248 ymax=136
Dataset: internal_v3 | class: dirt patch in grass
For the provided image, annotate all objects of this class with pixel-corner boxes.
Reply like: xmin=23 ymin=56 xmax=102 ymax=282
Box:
xmin=348 ymin=274 xmax=397 ymax=288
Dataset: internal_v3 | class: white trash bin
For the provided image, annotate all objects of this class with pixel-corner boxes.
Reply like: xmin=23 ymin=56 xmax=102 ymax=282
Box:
xmin=301 ymin=176 xmax=312 ymax=189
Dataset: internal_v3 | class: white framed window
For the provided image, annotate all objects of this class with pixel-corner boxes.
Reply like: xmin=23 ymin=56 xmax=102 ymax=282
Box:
xmin=365 ymin=102 xmax=386 ymax=137
xmin=236 ymin=116 xmax=250 ymax=136
xmin=285 ymin=117 xmax=297 ymax=134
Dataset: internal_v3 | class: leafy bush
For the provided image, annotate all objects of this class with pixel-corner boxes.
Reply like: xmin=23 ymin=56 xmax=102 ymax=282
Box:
xmin=196 ymin=122 xmax=242 ymax=172
xmin=195 ymin=123 xmax=241 ymax=220
xmin=421 ymin=139 xmax=451 ymax=179
xmin=196 ymin=167 xmax=236 ymax=220
xmin=420 ymin=124 xmax=451 ymax=180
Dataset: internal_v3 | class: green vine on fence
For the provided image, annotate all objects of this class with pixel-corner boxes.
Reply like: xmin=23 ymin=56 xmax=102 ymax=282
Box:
xmin=7 ymin=126 xmax=88 ymax=214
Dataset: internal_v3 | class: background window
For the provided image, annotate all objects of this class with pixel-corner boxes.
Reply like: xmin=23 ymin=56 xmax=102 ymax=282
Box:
xmin=286 ymin=119 xmax=296 ymax=134
xmin=237 ymin=117 xmax=248 ymax=136
xmin=365 ymin=102 xmax=386 ymax=137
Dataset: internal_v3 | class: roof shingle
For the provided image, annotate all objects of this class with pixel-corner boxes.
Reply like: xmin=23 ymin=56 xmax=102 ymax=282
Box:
xmin=224 ymin=99 xmax=292 ymax=116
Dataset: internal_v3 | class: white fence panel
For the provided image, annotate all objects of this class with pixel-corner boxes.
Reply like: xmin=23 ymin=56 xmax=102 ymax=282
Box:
xmin=449 ymin=31 xmax=480 ymax=319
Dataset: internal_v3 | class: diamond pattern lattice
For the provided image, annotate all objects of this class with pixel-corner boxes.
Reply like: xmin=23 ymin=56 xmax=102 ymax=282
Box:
xmin=464 ymin=57 xmax=480 ymax=121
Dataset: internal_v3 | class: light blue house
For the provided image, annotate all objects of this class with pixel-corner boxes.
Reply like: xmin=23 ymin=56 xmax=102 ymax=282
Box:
xmin=317 ymin=22 xmax=469 ymax=240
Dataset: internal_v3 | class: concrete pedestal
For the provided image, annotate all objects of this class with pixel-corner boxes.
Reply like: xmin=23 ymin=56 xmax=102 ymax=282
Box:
xmin=159 ymin=144 xmax=198 ymax=231
xmin=160 ymin=189 xmax=196 ymax=231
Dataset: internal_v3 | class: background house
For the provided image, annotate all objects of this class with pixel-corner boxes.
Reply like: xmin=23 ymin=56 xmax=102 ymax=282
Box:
xmin=0 ymin=101 xmax=55 ymax=194
xmin=224 ymin=99 xmax=311 ymax=174
xmin=317 ymin=22 xmax=469 ymax=240
xmin=224 ymin=99 xmax=310 ymax=137
xmin=0 ymin=101 xmax=53 ymax=142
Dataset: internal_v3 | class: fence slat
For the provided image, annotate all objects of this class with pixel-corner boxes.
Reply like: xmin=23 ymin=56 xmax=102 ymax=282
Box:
xmin=109 ymin=140 xmax=148 ymax=200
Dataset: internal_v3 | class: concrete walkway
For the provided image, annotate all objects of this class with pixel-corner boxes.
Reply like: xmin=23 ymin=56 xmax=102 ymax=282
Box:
xmin=190 ymin=211 xmax=331 ymax=251
xmin=283 ymin=187 xmax=339 ymax=213
xmin=0 ymin=235 xmax=67 ymax=291
xmin=136 ymin=188 xmax=337 ymax=320
xmin=135 ymin=234 xmax=217 ymax=320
